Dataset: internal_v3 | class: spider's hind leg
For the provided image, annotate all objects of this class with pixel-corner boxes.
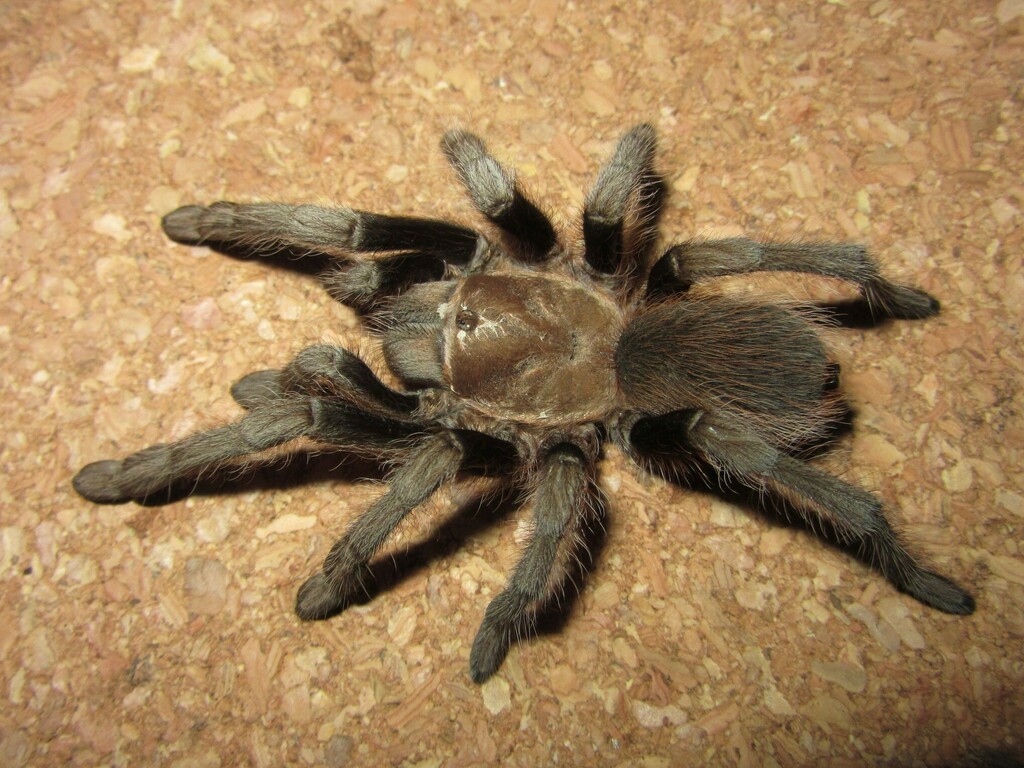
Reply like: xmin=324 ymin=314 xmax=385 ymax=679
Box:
xmin=647 ymin=238 xmax=940 ymax=322
xmin=625 ymin=409 xmax=975 ymax=615
xmin=690 ymin=411 xmax=973 ymax=614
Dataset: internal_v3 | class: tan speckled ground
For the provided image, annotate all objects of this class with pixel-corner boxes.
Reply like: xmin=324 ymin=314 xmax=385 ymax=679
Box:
xmin=2 ymin=1 xmax=1023 ymax=766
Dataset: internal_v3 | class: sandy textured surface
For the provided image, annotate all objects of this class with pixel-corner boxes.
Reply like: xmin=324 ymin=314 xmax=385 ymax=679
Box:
xmin=2 ymin=0 xmax=1023 ymax=765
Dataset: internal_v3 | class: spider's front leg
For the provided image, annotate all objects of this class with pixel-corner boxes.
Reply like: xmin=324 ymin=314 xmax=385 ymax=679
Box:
xmin=629 ymin=409 xmax=975 ymax=615
xmin=647 ymin=238 xmax=939 ymax=321
xmin=161 ymin=202 xmax=484 ymax=310
xmin=162 ymin=202 xmax=480 ymax=259
xmin=469 ymin=441 xmax=596 ymax=683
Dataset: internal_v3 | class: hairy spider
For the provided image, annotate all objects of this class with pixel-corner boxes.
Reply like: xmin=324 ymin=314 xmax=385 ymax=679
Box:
xmin=74 ymin=125 xmax=974 ymax=682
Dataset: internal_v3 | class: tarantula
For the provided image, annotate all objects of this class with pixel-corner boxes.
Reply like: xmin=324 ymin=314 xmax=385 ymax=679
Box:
xmin=74 ymin=125 xmax=974 ymax=682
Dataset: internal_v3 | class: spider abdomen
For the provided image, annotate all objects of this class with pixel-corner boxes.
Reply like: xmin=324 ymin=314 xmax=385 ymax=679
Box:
xmin=615 ymin=297 xmax=837 ymax=447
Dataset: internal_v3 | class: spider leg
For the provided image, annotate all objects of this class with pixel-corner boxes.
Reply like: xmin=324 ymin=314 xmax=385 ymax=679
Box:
xmin=583 ymin=124 xmax=666 ymax=276
xmin=629 ymin=409 xmax=975 ymax=615
xmin=441 ymin=129 xmax=558 ymax=262
xmin=73 ymin=395 xmax=429 ymax=504
xmin=162 ymin=202 xmax=484 ymax=310
xmin=320 ymin=251 xmax=452 ymax=312
xmin=295 ymin=432 xmax=464 ymax=620
xmin=647 ymin=238 xmax=939 ymax=320
xmin=469 ymin=443 xmax=593 ymax=683
xmin=162 ymin=202 xmax=480 ymax=260
xmin=72 ymin=397 xmax=316 ymax=504
xmin=74 ymin=346 xmax=425 ymax=504
xmin=231 ymin=345 xmax=419 ymax=415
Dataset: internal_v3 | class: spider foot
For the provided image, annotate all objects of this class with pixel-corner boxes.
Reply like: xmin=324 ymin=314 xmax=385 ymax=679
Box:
xmin=72 ymin=459 xmax=129 ymax=504
xmin=864 ymin=279 xmax=940 ymax=320
xmin=231 ymin=370 xmax=284 ymax=409
xmin=469 ymin=623 xmax=511 ymax=683
xmin=903 ymin=568 xmax=975 ymax=615
xmin=295 ymin=566 xmax=371 ymax=621
xmin=161 ymin=205 xmax=208 ymax=244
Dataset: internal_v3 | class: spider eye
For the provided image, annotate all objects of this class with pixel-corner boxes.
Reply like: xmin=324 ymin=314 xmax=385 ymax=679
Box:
xmin=456 ymin=309 xmax=478 ymax=332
